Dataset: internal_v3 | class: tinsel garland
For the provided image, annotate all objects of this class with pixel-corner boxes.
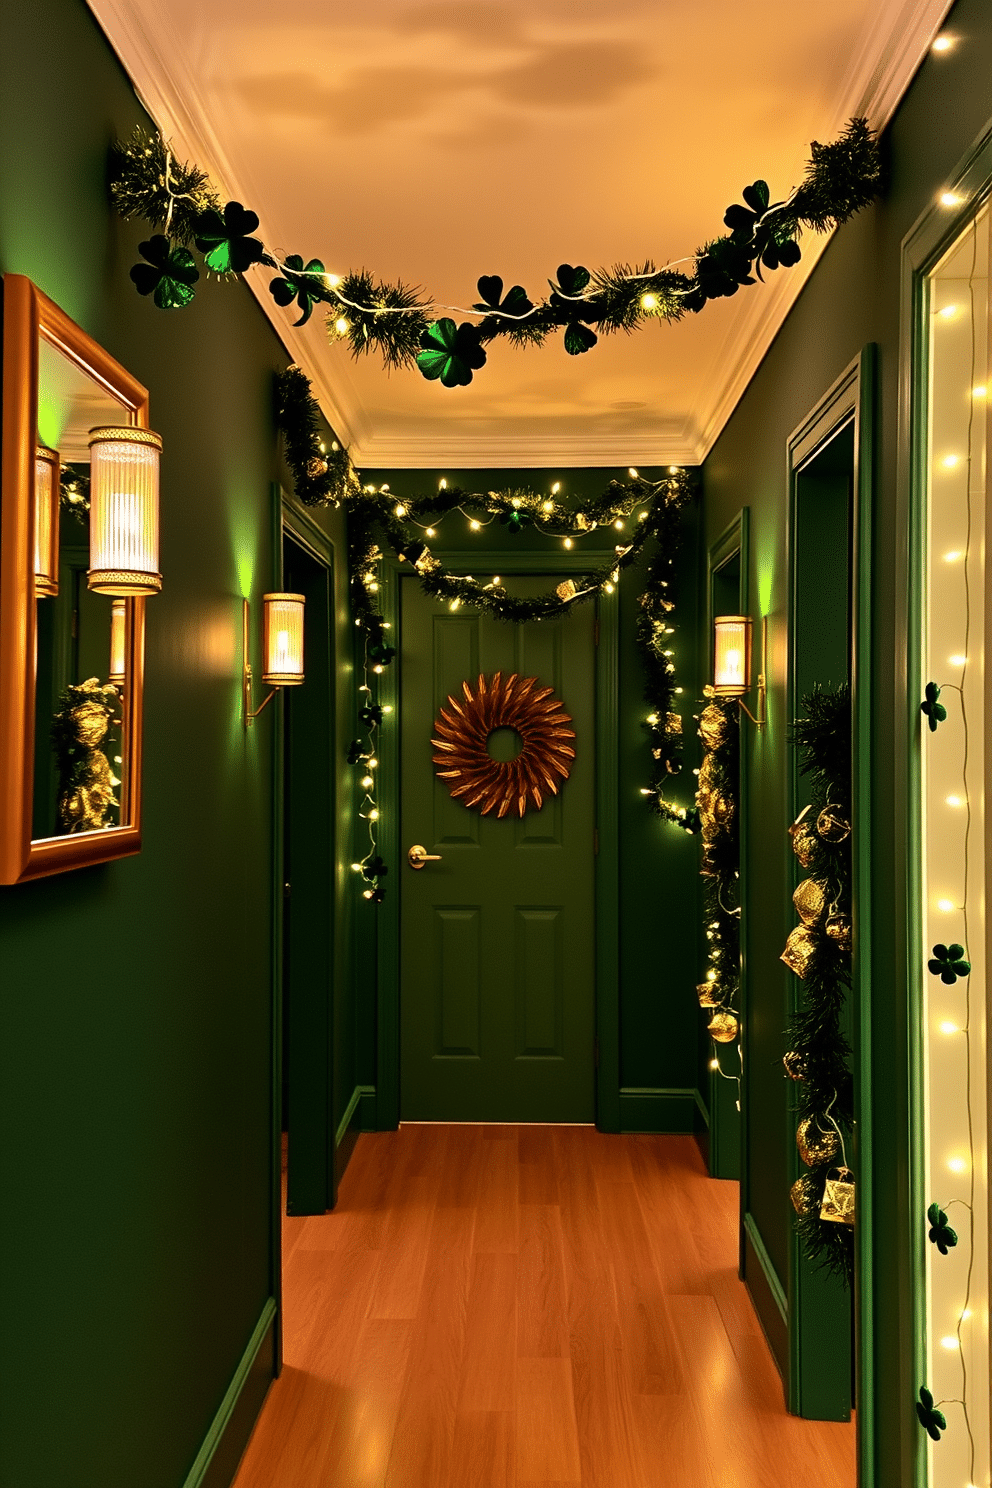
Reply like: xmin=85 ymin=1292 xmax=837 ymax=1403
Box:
xmin=50 ymin=679 xmax=121 ymax=833
xmin=782 ymin=683 xmax=854 ymax=1283
xmin=111 ymin=120 xmax=880 ymax=387
xmin=694 ymin=694 xmax=741 ymax=1036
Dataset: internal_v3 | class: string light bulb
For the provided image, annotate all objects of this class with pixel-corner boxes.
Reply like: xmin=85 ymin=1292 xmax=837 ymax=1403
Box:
xmin=932 ymin=34 xmax=953 ymax=50
xmin=641 ymin=292 xmax=659 ymax=311
xmin=940 ymin=191 xmax=964 ymax=207
xmin=334 ymin=316 xmax=350 ymax=336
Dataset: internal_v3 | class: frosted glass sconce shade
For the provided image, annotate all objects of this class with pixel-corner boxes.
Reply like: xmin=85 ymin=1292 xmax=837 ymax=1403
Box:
xmin=262 ymin=593 xmax=305 ymax=685
xmin=713 ymin=615 xmax=752 ymax=696
xmin=86 ymin=425 xmax=162 ymax=595
xmin=109 ymin=599 xmax=127 ymax=685
xmin=34 ymin=444 xmax=60 ymax=597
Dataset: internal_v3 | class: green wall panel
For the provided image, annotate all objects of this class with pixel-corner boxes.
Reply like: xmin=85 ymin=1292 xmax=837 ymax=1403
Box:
xmin=701 ymin=0 xmax=992 ymax=1478
xmin=0 ymin=0 xmax=357 ymax=1483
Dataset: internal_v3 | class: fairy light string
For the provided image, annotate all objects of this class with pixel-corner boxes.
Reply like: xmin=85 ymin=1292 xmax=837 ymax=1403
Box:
xmin=110 ymin=120 xmax=881 ymax=385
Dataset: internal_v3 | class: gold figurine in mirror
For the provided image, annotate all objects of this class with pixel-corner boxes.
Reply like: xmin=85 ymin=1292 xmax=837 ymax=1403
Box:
xmin=51 ymin=680 xmax=121 ymax=832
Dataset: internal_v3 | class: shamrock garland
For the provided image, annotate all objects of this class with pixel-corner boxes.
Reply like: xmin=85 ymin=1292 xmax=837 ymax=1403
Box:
xmin=920 ymin=681 xmax=947 ymax=731
xmin=111 ymin=118 xmax=881 ymax=388
xmin=916 ymin=1385 xmax=947 ymax=1442
xmin=782 ymin=684 xmax=855 ymax=1283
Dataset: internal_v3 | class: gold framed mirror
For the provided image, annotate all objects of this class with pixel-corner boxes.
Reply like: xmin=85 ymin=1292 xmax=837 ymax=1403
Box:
xmin=1 ymin=274 xmax=152 ymax=883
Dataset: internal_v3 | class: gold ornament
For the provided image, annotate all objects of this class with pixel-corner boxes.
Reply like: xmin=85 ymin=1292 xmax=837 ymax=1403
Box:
xmin=70 ymin=699 xmax=110 ymax=749
xmin=791 ymin=824 xmax=818 ymax=867
xmin=816 ymin=806 xmax=851 ymax=843
xmin=306 ymin=456 xmax=328 ymax=479
xmin=825 ymin=912 xmax=852 ymax=950
xmin=783 ymin=1050 xmax=808 ymax=1081
xmin=710 ymin=791 xmax=734 ymax=831
xmin=697 ymin=703 xmax=729 ymax=751
xmin=697 ymin=981 xmax=721 ymax=1008
xmin=707 ymin=1010 xmax=738 ymax=1043
xmin=820 ymin=1167 xmax=856 ymax=1225
xmin=697 ymin=754 xmax=717 ymax=792
xmin=666 ymin=711 xmax=682 ymax=737
xmin=793 ymin=878 xmax=828 ymax=926
xmin=790 ymin=1176 xmax=815 ymax=1215
xmin=556 ymin=579 xmax=578 ymax=601
xmin=432 ymin=672 xmax=575 ymax=818
xmin=780 ymin=925 xmax=817 ymax=978
xmin=796 ymin=1116 xmax=840 ymax=1168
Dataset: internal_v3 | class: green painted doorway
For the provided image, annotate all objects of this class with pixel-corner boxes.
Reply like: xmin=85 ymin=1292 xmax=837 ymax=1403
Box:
xmin=398 ymin=573 xmax=597 ymax=1122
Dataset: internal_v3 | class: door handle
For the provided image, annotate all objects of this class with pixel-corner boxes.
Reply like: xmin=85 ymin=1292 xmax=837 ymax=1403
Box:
xmin=408 ymin=844 xmax=442 ymax=870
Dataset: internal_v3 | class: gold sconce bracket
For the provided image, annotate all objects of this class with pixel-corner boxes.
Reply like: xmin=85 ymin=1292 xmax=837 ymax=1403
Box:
xmin=242 ymin=598 xmax=278 ymax=728
xmin=243 ymin=594 xmax=306 ymax=728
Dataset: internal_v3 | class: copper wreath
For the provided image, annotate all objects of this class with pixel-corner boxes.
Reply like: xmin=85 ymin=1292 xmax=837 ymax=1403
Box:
xmin=432 ymin=672 xmax=576 ymax=818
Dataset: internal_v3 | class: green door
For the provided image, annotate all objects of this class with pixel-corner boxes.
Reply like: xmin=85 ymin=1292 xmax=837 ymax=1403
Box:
xmin=399 ymin=574 xmax=596 ymax=1122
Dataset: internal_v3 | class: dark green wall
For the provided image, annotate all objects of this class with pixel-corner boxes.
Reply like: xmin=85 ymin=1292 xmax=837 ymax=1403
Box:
xmin=364 ymin=466 xmax=704 ymax=1124
xmin=701 ymin=0 xmax=992 ymax=1479
xmin=0 ymin=0 xmax=357 ymax=1483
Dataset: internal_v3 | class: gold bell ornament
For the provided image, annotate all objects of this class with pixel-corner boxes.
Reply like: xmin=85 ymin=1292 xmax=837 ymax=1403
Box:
xmin=781 ymin=925 xmax=817 ymax=978
xmin=796 ymin=1116 xmax=840 ymax=1168
xmin=793 ymin=878 xmax=828 ymax=926
xmin=820 ymin=1166 xmax=856 ymax=1226
xmin=697 ymin=981 xmax=722 ymax=1008
xmin=825 ymin=912 xmax=852 ymax=951
xmin=816 ymin=806 xmax=851 ymax=843
xmin=698 ymin=702 xmax=730 ymax=751
xmin=790 ymin=1176 xmax=816 ymax=1215
xmin=707 ymin=1011 xmax=739 ymax=1043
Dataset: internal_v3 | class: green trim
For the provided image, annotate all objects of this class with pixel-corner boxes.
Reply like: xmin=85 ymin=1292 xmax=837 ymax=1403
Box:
xmin=618 ymin=1086 xmax=708 ymax=1134
xmin=375 ymin=570 xmax=402 ymax=1131
xmin=334 ymin=1083 xmax=376 ymax=1183
xmin=743 ymin=1211 xmax=788 ymax=1319
xmin=595 ymin=592 xmax=621 ymax=1132
xmin=897 ymin=120 xmax=992 ymax=1488
xmin=180 ymin=1298 xmax=277 ymax=1488
xmin=785 ymin=351 xmax=874 ymax=1421
xmin=270 ymin=488 xmax=285 ymax=1369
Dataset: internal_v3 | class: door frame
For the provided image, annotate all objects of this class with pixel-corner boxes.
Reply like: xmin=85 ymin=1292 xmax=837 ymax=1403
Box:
xmin=373 ymin=547 xmax=622 ymax=1130
xmin=783 ymin=347 xmax=876 ymax=1426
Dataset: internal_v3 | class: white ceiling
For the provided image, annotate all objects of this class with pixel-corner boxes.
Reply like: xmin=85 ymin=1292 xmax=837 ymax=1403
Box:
xmin=90 ymin=0 xmax=952 ymax=468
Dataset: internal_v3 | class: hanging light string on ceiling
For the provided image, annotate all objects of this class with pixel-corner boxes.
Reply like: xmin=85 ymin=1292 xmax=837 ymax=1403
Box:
xmin=915 ymin=217 xmax=981 ymax=1472
xmin=110 ymin=120 xmax=880 ymax=388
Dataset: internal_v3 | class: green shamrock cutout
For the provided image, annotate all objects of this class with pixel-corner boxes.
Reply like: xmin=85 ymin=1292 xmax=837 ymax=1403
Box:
xmin=921 ymin=682 xmax=947 ymax=732
xmin=722 ymin=180 xmax=800 ymax=278
xmin=564 ymin=322 xmax=598 ymax=355
xmin=695 ymin=237 xmax=756 ymax=300
xmin=498 ymin=509 xmax=528 ymax=534
xmin=550 ymin=263 xmax=591 ymax=298
xmin=724 ymin=180 xmax=771 ymax=238
xmin=916 ymin=1386 xmax=946 ymax=1442
xmin=928 ymin=943 xmax=970 ymax=984
xmin=194 ymin=201 xmax=267 ymax=274
xmin=367 ymin=884 xmax=386 ymax=904
xmin=129 ymin=236 xmax=199 ymax=309
xmin=417 ymin=319 xmax=487 ymax=388
xmin=269 ymin=256 xmax=333 ymax=326
xmin=367 ymin=637 xmax=396 ymax=666
xmin=359 ymin=703 xmax=383 ymax=727
xmin=363 ymin=855 xmax=388 ymax=881
xmin=473 ymin=276 xmax=534 ymax=318
xmin=926 ymin=1203 xmax=958 ymax=1255
xmin=346 ymin=739 xmax=366 ymax=765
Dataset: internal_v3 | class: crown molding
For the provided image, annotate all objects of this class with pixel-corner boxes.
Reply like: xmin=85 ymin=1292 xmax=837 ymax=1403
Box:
xmin=87 ymin=0 xmax=954 ymax=472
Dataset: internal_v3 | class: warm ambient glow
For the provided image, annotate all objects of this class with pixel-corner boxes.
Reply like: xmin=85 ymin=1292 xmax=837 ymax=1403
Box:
xmin=946 ymin=795 xmax=963 ymax=806
xmin=940 ymin=192 xmax=964 ymax=207
xmin=34 ymin=445 xmax=61 ymax=597
xmin=109 ymin=599 xmax=127 ymax=685
xmin=940 ymin=1021 xmax=961 ymax=1035
xmin=932 ymin=34 xmax=954 ymax=51
xmin=261 ymin=593 xmax=305 ymax=686
xmin=87 ymin=426 xmax=163 ymax=595
xmin=712 ymin=615 xmax=751 ymax=696
xmin=942 ymin=454 xmax=961 ymax=468
xmin=948 ymin=1156 xmax=968 ymax=1173
xmin=937 ymin=898 xmax=957 ymax=912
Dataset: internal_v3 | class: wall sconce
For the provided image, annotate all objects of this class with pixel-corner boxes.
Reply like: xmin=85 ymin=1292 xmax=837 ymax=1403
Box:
xmin=109 ymin=599 xmax=127 ymax=685
xmin=243 ymin=592 xmax=305 ymax=727
xmin=34 ymin=445 xmax=60 ymax=597
xmin=713 ymin=613 xmax=766 ymax=727
xmin=86 ymin=426 xmax=163 ymax=595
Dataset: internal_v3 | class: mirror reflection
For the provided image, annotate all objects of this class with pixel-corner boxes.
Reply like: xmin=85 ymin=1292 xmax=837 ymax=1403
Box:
xmin=31 ymin=340 xmax=130 ymax=839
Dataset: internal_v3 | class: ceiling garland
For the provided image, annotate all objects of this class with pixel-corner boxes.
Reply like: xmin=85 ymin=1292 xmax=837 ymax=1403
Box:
xmin=111 ymin=119 xmax=880 ymax=389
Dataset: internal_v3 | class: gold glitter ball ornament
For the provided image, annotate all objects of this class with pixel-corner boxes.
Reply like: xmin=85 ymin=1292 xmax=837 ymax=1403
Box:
xmin=697 ymin=981 xmax=722 ymax=1008
xmin=306 ymin=456 xmax=329 ymax=479
xmin=820 ymin=1167 xmax=856 ymax=1225
xmin=790 ymin=1176 xmax=816 ymax=1215
xmin=781 ymin=925 xmax=817 ymax=978
xmin=666 ymin=712 xmax=682 ymax=737
xmin=707 ymin=1010 xmax=738 ymax=1043
xmin=793 ymin=878 xmax=828 ymax=926
xmin=698 ymin=703 xmax=730 ymax=751
xmin=556 ymin=580 xmax=578 ymax=602
xmin=789 ymin=820 xmax=818 ymax=868
xmin=796 ymin=1116 xmax=840 ymax=1168
xmin=825 ymin=912 xmax=852 ymax=950
xmin=817 ymin=806 xmax=851 ymax=843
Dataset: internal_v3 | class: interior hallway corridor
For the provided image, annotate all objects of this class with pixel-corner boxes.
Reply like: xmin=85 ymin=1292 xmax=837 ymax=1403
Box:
xmin=231 ymin=1125 xmax=855 ymax=1487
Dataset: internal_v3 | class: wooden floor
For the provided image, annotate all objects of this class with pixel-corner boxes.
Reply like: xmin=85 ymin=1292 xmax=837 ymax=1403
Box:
xmin=232 ymin=1125 xmax=855 ymax=1488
